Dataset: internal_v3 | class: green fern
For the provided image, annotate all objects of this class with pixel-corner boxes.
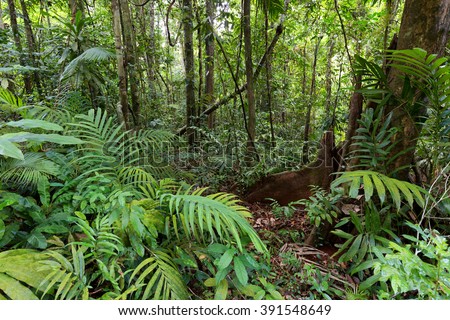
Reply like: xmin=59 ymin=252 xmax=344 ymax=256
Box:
xmin=387 ymin=48 xmax=449 ymax=110
xmin=40 ymin=248 xmax=90 ymax=300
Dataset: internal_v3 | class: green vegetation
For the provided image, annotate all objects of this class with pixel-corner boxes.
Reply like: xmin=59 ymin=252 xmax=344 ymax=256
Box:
xmin=0 ymin=0 xmax=449 ymax=300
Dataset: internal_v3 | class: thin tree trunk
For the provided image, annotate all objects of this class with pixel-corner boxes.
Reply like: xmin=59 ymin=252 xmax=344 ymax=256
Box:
xmin=182 ymin=0 xmax=196 ymax=146
xmin=148 ymin=2 xmax=157 ymax=108
xmin=111 ymin=0 xmax=129 ymax=128
xmin=120 ymin=0 xmax=140 ymax=126
xmin=264 ymin=7 xmax=275 ymax=148
xmin=0 ymin=1 xmax=4 ymax=29
xmin=195 ymin=1 xmax=203 ymax=105
xmin=205 ymin=0 xmax=215 ymax=129
xmin=7 ymin=0 xmax=32 ymax=94
xmin=19 ymin=0 xmax=42 ymax=96
xmin=69 ymin=0 xmax=84 ymax=23
xmin=243 ymin=0 xmax=256 ymax=158
xmin=177 ymin=12 xmax=287 ymax=135
xmin=325 ymin=40 xmax=335 ymax=115
xmin=303 ymin=36 xmax=322 ymax=164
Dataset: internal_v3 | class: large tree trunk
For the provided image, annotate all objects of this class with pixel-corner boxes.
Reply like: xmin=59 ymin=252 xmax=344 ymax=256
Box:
xmin=243 ymin=0 xmax=256 ymax=158
xmin=111 ymin=0 xmax=129 ymax=128
xmin=386 ymin=0 xmax=450 ymax=180
xmin=182 ymin=0 xmax=196 ymax=147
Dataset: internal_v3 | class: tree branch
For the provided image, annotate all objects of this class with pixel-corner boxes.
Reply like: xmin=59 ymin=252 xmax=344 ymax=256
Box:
xmin=177 ymin=7 xmax=287 ymax=135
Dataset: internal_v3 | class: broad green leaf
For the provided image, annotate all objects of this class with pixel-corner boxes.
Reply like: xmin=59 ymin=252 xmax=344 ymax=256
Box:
xmin=204 ymin=278 xmax=216 ymax=287
xmin=6 ymin=119 xmax=64 ymax=131
xmin=208 ymin=243 xmax=228 ymax=254
xmin=382 ymin=177 xmax=401 ymax=209
xmin=2 ymin=132 xmax=83 ymax=145
xmin=254 ymin=289 xmax=266 ymax=300
xmin=0 ymin=138 xmax=24 ymax=160
xmin=233 ymin=256 xmax=248 ymax=285
xmin=394 ymin=180 xmax=414 ymax=208
xmin=27 ymin=232 xmax=47 ymax=249
xmin=359 ymin=273 xmax=381 ymax=291
xmin=342 ymin=234 xmax=363 ymax=262
xmin=349 ymin=177 xmax=361 ymax=198
xmin=217 ymin=248 xmax=236 ymax=270
xmin=37 ymin=177 xmax=51 ymax=207
xmin=214 ymin=279 xmax=228 ymax=300
xmin=0 ymin=273 xmax=39 ymax=299
xmin=331 ymin=229 xmax=353 ymax=240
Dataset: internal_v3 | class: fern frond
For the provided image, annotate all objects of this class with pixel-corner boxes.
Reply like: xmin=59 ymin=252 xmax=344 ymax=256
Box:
xmin=26 ymin=105 xmax=75 ymax=127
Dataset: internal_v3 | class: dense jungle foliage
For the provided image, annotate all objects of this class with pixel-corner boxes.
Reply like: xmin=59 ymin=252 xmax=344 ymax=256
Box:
xmin=0 ymin=0 xmax=449 ymax=300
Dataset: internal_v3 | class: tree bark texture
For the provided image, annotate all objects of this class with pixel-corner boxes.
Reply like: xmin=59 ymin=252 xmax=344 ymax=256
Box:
xmin=182 ymin=0 xmax=196 ymax=146
xmin=205 ymin=0 xmax=215 ymax=129
xmin=243 ymin=0 xmax=256 ymax=157
xmin=386 ymin=0 xmax=450 ymax=180
xmin=111 ymin=0 xmax=129 ymax=128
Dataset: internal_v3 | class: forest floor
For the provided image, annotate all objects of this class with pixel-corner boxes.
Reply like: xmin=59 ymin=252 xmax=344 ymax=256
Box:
xmin=245 ymin=202 xmax=356 ymax=299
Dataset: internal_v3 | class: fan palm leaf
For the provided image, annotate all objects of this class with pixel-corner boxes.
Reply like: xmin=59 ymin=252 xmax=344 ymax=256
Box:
xmin=0 ymin=152 xmax=61 ymax=190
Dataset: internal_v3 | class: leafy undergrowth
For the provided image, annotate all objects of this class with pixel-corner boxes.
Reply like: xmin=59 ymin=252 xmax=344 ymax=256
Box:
xmin=245 ymin=202 xmax=356 ymax=300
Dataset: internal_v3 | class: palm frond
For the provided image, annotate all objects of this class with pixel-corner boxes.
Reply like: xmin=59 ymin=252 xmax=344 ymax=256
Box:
xmin=40 ymin=249 xmax=90 ymax=300
xmin=68 ymin=109 xmax=126 ymax=177
xmin=161 ymin=189 xmax=268 ymax=256
xmin=0 ymin=152 xmax=61 ymax=190
xmin=128 ymin=250 xmax=189 ymax=300
xmin=0 ymin=87 xmax=23 ymax=113
xmin=68 ymin=109 xmax=179 ymax=183
xmin=60 ymin=47 xmax=115 ymax=86
xmin=332 ymin=170 xmax=428 ymax=210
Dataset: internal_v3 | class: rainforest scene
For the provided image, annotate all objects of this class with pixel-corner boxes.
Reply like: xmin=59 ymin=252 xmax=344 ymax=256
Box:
xmin=0 ymin=0 xmax=449 ymax=300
